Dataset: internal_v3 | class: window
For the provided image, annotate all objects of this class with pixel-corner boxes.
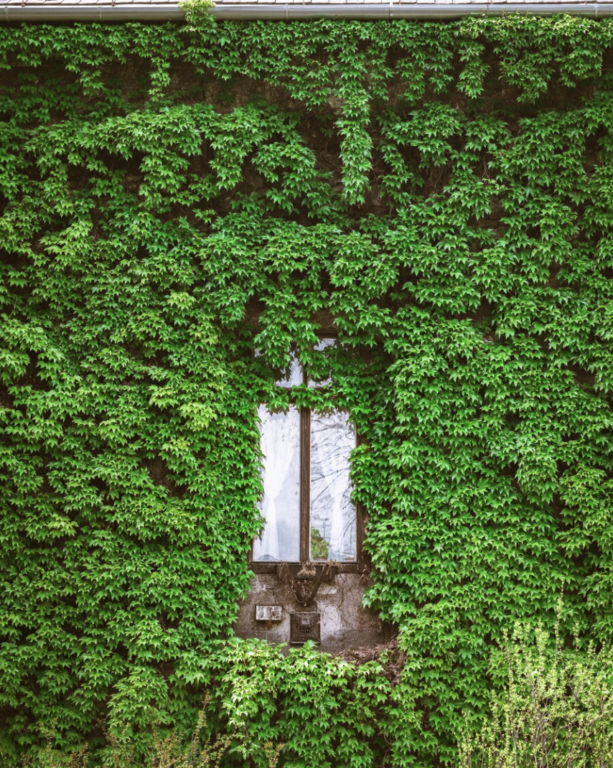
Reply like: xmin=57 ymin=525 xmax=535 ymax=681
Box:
xmin=252 ymin=339 xmax=359 ymax=566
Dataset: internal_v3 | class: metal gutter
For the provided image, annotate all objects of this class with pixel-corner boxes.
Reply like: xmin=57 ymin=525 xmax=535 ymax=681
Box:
xmin=1 ymin=1 xmax=612 ymax=21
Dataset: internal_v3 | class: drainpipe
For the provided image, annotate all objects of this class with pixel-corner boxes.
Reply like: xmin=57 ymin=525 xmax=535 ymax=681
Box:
xmin=1 ymin=2 xmax=613 ymax=21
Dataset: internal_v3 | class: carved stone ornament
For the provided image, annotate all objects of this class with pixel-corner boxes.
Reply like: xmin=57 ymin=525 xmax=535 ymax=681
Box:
xmin=276 ymin=562 xmax=335 ymax=606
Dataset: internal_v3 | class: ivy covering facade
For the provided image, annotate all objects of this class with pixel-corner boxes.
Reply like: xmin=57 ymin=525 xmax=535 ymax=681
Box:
xmin=2 ymin=13 xmax=613 ymax=766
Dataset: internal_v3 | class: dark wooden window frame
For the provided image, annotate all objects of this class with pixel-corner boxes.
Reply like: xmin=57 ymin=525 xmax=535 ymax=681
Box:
xmin=251 ymin=335 xmax=365 ymax=575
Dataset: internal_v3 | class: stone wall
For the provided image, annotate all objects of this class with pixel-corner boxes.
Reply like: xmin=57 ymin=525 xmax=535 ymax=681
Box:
xmin=234 ymin=571 xmax=391 ymax=652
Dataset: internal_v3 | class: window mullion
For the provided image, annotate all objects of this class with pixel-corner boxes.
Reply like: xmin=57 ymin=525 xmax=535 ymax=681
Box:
xmin=300 ymin=407 xmax=310 ymax=562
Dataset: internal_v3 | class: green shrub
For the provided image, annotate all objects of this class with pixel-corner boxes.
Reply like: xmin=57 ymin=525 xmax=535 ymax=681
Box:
xmin=459 ymin=612 xmax=613 ymax=767
xmin=10 ymin=641 xmax=394 ymax=767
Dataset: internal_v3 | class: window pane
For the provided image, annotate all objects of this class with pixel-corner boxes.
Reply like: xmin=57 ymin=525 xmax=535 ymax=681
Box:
xmin=310 ymin=411 xmax=356 ymax=562
xmin=254 ymin=348 xmax=303 ymax=388
xmin=276 ymin=350 xmax=303 ymax=388
xmin=253 ymin=405 xmax=301 ymax=562
xmin=308 ymin=337 xmax=334 ymax=388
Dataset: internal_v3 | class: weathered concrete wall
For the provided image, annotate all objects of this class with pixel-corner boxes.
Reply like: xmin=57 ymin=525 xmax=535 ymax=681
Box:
xmin=234 ymin=572 xmax=390 ymax=652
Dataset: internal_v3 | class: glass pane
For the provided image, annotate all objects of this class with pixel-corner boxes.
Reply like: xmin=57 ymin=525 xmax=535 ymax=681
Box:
xmin=254 ymin=348 xmax=303 ymax=388
xmin=310 ymin=411 xmax=356 ymax=562
xmin=308 ymin=337 xmax=334 ymax=388
xmin=276 ymin=350 xmax=303 ymax=388
xmin=253 ymin=405 xmax=301 ymax=562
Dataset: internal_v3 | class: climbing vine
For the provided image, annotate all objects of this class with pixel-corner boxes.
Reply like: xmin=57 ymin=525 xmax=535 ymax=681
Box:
xmin=2 ymin=13 xmax=613 ymax=766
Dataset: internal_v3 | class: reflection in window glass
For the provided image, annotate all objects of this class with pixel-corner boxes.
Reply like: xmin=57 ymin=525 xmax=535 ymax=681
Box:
xmin=276 ymin=350 xmax=303 ymax=388
xmin=308 ymin=337 xmax=334 ymax=388
xmin=253 ymin=406 xmax=301 ymax=562
xmin=310 ymin=411 xmax=356 ymax=561
xmin=254 ymin=348 xmax=303 ymax=388
xmin=315 ymin=337 xmax=335 ymax=353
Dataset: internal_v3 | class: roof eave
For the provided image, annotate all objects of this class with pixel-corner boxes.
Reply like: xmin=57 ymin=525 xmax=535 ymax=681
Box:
xmin=0 ymin=1 xmax=610 ymax=21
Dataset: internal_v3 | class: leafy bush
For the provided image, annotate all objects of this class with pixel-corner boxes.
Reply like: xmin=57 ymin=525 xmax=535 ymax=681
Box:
xmin=11 ymin=641 xmax=394 ymax=767
xmin=459 ymin=613 xmax=613 ymax=767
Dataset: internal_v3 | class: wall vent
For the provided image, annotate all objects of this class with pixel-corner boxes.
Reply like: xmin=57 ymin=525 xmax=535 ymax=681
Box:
xmin=290 ymin=612 xmax=320 ymax=645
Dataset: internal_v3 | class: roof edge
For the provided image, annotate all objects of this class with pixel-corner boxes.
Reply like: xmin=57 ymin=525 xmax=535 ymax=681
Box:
xmin=0 ymin=2 xmax=612 ymax=21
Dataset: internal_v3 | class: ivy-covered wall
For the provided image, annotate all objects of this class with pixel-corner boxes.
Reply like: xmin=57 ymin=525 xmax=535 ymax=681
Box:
xmin=2 ymin=13 xmax=613 ymax=766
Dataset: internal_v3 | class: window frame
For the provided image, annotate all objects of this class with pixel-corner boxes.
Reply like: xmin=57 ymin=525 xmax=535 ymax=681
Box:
xmin=250 ymin=334 xmax=366 ymax=574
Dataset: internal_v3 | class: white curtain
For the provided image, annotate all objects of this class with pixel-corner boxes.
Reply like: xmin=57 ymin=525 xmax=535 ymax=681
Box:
xmin=253 ymin=406 xmax=300 ymax=561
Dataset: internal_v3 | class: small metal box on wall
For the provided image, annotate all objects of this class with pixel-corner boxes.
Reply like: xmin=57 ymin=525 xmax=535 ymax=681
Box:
xmin=255 ymin=605 xmax=282 ymax=622
xmin=290 ymin=612 xmax=320 ymax=645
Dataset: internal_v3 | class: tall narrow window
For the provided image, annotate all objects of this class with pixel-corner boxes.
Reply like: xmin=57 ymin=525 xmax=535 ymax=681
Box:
xmin=253 ymin=406 xmax=301 ymax=562
xmin=252 ymin=340 xmax=358 ymax=564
